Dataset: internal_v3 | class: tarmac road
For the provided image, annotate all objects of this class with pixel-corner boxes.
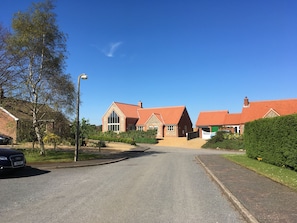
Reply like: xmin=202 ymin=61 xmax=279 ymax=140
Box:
xmin=0 ymin=147 xmax=246 ymax=223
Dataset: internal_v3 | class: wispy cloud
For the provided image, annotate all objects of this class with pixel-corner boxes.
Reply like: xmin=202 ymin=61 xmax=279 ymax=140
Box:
xmin=104 ymin=41 xmax=123 ymax=57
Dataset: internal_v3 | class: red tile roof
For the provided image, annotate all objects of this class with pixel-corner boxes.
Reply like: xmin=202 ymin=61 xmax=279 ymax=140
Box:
xmin=196 ymin=110 xmax=228 ymax=126
xmin=137 ymin=106 xmax=186 ymax=125
xmin=196 ymin=98 xmax=297 ymax=127
xmin=114 ymin=102 xmax=139 ymax=118
xmin=113 ymin=102 xmax=187 ymax=125
xmin=240 ymin=98 xmax=297 ymax=123
xmin=224 ymin=113 xmax=241 ymax=125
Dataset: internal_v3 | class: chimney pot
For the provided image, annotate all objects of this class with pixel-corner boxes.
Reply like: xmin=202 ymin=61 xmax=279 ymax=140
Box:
xmin=244 ymin=96 xmax=249 ymax=107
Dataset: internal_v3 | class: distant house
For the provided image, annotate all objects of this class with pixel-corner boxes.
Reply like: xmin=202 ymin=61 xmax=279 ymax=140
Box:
xmin=0 ymin=97 xmax=70 ymax=142
xmin=196 ymin=110 xmax=235 ymax=139
xmin=196 ymin=97 xmax=297 ymax=139
xmin=102 ymin=101 xmax=192 ymax=138
xmin=239 ymin=97 xmax=297 ymax=132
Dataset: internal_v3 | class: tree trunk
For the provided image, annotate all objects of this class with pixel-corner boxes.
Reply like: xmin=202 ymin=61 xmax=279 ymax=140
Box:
xmin=34 ymin=124 xmax=45 ymax=155
xmin=33 ymin=108 xmax=45 ymax=155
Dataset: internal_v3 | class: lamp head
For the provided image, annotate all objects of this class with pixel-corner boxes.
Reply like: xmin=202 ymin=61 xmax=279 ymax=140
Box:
xmin=80 ymin=73 xmax=88 ymax=80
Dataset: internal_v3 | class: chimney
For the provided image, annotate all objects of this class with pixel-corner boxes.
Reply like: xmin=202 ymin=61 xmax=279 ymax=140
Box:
xmin=243 ymin=96 xmax=249 ymax=107
xmin=138 ymin=101 xmax=143 ymax=108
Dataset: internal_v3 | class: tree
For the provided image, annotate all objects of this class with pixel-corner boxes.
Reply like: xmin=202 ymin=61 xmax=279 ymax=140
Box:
xmin=0 ymin=24 xmax=19 ymax=96
xmin=6 ymin=0 xmax=75 ymax=155
xmin=70 ymin=118 xmax=97 ymax=146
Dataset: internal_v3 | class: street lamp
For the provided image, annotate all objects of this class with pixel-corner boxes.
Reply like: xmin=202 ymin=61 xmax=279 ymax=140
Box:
xmin=74 ymin=73 xmax=88 ymax=162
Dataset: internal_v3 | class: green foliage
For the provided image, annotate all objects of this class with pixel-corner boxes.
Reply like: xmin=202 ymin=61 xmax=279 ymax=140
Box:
xmin=89 ymin=130 xmax=158 ymax=144
xmin=22 ymin=149 xmax=103 ymax=163
xmin=208 ymin=131 xmax=225 ymax=143
xmin=245 ymin=114 xmax=297 ymax=171
xmin=70 ymin=118 xmax=100 ymax=145
xmin=6 ymin=0 xmax=75 ymax=155
xmin=202 ymin=132 xmax=244 ymax=150
xmin=43 ymin=132 xmax=61 ymax=149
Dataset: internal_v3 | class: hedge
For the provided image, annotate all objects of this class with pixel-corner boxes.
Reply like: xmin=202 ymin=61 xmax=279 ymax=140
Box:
xmin=244 ymin=114 xmax=297 ymax=170
xmin=89 ymin=130 xmax=158 ymax=145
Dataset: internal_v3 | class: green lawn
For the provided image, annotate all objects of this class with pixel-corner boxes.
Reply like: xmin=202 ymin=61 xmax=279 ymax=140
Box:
xmin=224 ymin=154 xmax=297 ymax=191
xmin=22 ymin=149 xmax=104 ymax=163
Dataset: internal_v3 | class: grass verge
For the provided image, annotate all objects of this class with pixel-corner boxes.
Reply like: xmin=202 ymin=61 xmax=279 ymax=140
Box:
xmin=224 ymin=154 xmax=297 ymax=191
xmin=22 ymin=149 xmax=104 ymax=163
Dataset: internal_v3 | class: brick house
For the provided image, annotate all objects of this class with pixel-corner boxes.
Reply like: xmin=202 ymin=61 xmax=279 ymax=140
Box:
xmin=102 ymin=101 xmax=193 ymax=138
xmin=195 ymin=110 xmax=241 ymax=139
xmin=240 ymin=97 xmax=297 ymax=133
xmin=196 ymin=97 xmax=297 ymax=139
xmin=0 ymin=98 xmax=71 ymax=142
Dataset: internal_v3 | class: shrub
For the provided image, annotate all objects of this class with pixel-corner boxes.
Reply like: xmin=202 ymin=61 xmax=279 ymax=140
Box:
xmin=202 ymin=132 xmax=244 ymax=150
xmin=245 ymin=114 xmax=297 ymax=171
xmin=89 ymin=130 xmax=157 ymax=144
xmin=43 ymin=132 xmax=61 ymax=150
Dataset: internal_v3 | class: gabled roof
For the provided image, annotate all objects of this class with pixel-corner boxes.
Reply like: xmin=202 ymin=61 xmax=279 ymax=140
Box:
xmin=196 ymin=110 xmax=228 ymax=126
xmin=145 ymin=113 xmax=165 ymax=125
xmin=240 ymin=98 xmax=297 ymax=123
xmin=0 ymin=107 xmax=19 ymax=121
xmin=137 ymin=106 xmax=186 ymax=125
xmin=0 ymin=97 xmax=63 ymax=121
xmin=114 ymin=102 xmax=139 ymax=118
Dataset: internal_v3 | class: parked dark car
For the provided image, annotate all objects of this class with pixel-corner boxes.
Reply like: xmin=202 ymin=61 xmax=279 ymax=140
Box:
xmin=0 ymin=134 xmax=12 ymax=145
xmin=0 ymin=148 xmax=26 ymax=171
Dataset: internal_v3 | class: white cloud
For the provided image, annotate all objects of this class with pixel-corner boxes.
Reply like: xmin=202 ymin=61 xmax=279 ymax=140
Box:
xmin=104 ymin=41 xmax=123 ymax=57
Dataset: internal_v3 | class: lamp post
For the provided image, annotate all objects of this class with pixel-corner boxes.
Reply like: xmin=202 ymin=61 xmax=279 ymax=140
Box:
xmin=74 ymin=73 xmax=88 ymax=162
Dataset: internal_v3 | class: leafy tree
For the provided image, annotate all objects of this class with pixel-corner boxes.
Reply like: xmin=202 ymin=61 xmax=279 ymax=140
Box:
xmin=6 ymin=0 xmax=75 ymax=155
xmin=70 ymin=118 xmax=98 ymax=145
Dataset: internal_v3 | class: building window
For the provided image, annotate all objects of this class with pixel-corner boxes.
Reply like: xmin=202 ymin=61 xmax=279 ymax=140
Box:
xmin=108 ymin=111 xmax=120 ymax=132
xmin=137 ymin=126 xmax=143 ymax=131
xmin=167 ymin=125 xmax=174 ymax=131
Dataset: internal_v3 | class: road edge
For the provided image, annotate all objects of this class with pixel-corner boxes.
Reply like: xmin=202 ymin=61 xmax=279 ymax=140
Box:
xmin=195 ymin=156 xmax=259 ymax=223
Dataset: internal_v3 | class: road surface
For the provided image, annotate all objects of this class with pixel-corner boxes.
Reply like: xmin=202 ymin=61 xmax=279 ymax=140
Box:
xmin=0 ymin=147 xmax=246 ymax=223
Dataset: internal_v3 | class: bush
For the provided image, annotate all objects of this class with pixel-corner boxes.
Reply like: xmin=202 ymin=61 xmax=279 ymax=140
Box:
xmin=245 ymin=114 xmax=297 ymax=171
xmin=208 ymin=131 xmax=224 ymax=143
xmin=202 ymin=132 xmax=244 ymax=150
xmin=43 ymin=132 xmax=61 ymax=150
xmin=89 ymin=130 xmax=157 ymax=144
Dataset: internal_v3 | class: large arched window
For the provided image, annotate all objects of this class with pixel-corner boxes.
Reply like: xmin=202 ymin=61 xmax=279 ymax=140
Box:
xmin=108 ymin=111 xmax=120 ymax=132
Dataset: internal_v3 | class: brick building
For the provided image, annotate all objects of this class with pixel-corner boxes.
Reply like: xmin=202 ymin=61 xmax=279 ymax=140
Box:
xmin=196 ymin=97 xmax=297 ymax=139
xmin=102 ymin=101 xmax=192 ymax=138
xmin=0 ymin=98 xmax=70 ymax=142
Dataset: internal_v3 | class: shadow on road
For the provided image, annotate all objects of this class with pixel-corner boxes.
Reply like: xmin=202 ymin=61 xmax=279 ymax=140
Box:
xmin=0 ymin=166 xmax=50 ymax=179
xmin=123 ymin=150 xmax=166 ymax=159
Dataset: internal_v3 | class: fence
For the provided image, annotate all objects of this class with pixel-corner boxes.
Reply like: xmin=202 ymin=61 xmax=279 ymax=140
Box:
xmin=186 ymin=131 xmax=199 ymax=140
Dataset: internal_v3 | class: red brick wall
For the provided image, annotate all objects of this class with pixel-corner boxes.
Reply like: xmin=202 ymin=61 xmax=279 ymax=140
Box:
xmin=0 ymin=110 xmax=17 ymax=142
xmin=177 ymin=109 xmax=193 ymax=137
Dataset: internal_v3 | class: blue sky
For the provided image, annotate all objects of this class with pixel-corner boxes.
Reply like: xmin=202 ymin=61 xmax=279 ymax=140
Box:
xmin=1 ymin=0 xmax=297 ymax=126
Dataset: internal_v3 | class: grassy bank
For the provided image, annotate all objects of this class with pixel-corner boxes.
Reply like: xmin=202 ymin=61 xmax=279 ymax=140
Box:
xmin=21 ymin=149 xmax=104 ymax=163
xmin=224 ymin=154 xmax=297 ymax=191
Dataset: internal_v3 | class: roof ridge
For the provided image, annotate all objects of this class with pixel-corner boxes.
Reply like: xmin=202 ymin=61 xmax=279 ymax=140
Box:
xmin=251 ymin=98 xmax=297 ymax=103
xmin=139 ymin=105 xmax=185 ymax=110
xmin=114 ymin=101 xmax=138 ymax=107
xmin=200 ymin=110 xmax=229 ymax=113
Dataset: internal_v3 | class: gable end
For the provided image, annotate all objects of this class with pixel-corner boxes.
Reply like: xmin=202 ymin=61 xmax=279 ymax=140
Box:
xmin=263 ymin=108 xmax=280 ymax=118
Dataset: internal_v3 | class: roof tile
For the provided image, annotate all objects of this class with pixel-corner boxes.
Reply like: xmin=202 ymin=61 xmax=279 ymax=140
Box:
xmin=240 ymin=99 xmax=297 ymax=123
xmin=137 ymin=106 xmax=186 ymax=125
xmin=196 ymin=110 xmax=228 ymax=126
